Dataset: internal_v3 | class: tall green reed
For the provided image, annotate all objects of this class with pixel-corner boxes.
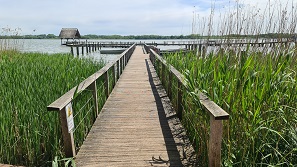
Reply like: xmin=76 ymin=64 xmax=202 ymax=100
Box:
xmin=0 ymin=51 xmax=104 ymax=166
xmin=164 ymin=48 xmax=297 ymax=166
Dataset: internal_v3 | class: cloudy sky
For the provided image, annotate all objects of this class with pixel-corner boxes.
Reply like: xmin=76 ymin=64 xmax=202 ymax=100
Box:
xmin=0 ymin=0 xmax=296 ymax=35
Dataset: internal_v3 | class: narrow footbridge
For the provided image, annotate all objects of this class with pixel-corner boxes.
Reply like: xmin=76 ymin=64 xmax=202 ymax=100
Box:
xmin=48 ymin=45 xmax=229 ymax=166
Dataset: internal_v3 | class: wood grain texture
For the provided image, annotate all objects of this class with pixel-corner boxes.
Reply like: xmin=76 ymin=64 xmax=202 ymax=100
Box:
xmin=75 ymin=46 xmax=197 ymax=166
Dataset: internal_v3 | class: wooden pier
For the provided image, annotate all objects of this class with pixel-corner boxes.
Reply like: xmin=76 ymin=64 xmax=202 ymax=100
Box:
xmin=74 ymin=46 xmax=195 ymax=166
xmin=67 ymin=39 xmax=295 ymax=57
xmin=48 ymin=45 xmax=229 ymax=167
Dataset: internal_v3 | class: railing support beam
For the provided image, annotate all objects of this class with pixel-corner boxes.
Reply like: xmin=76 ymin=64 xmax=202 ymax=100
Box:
xmin=177 ymin=80 xmax=183 ymax=119
xmin=88 ymin=81 xmax=99 ymax=116
xmin=104 ymin=71 xmax=109 ymax=98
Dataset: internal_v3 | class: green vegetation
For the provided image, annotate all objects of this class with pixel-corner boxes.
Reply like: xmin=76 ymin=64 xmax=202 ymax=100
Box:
xmin=161 ymin=47 xmax=297 ymax=166
xmin=155 ymin=1 xmax=297 ymax=165
xmin=0 ymin=51 xmax=105 ymax=166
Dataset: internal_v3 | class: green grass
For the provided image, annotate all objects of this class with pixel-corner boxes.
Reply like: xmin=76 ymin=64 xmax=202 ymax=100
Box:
xmin=160 ymin=47 xmax=297 ymax=166
xmin=0 ymin=51 xmax=105 ymax=166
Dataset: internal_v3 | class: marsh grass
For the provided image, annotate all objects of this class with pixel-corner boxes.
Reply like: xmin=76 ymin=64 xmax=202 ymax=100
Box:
xmin=0 ymin=27 xmax=23 ymax=51
xmin=0 ymin=51 xmax=105 ymax=166
xmin=154 ymin=1 xmax=297 ymax=166
xmin=162 ymin=46 xmax=297 ymax=166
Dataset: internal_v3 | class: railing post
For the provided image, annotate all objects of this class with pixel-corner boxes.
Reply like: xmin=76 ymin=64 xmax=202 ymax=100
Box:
xmin=116 ymin=60 xmax=120 ymax=80
xmin=208 ymin=116 xmax=223 ymax=167
xmin=112 ymin=64 xmax=116 ymax=88
xmin=59 ymin=107 xmax=76 ymax=157
xmin=124 ymin=53 xmax=127 ymax=66
xmin=121 ymin=57 xmax=124 ymax=74
xmin=168 ymin=71 xmax=173 ymax=99
xmin=88 ymin=81 xmax=99 ymax=116
xmin=177 ymin=80 xmax=183 ymax=119
xmin=104 ymin=71 xmax=109 ymax=98
xmin=119 ymin=58 xmax=121 ymax=75
xmin=161 ymin=63 xmax=165 ymax=85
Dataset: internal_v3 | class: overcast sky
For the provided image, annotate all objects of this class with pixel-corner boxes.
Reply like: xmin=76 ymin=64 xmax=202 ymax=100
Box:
xmin=0 ymin=0 xmax=297 ymax=35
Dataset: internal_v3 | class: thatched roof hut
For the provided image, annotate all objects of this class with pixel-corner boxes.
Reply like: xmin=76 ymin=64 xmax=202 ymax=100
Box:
xmin=59 ymin=28 xmax=81 ymax=39
xmin=59 ymin=28 xmax=81 ymax=45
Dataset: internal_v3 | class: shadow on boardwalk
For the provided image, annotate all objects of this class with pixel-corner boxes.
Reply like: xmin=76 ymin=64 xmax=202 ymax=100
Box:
xmin=145 ymin=59 xmax=198 ymax=166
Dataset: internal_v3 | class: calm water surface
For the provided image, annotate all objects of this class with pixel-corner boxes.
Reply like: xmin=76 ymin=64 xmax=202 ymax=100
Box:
xmin=16 ymin=39 xmax=188 ymax=62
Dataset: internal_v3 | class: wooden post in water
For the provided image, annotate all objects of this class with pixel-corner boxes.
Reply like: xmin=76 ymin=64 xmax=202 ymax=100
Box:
xmin=199 ymin=44 xmax=202 ymax=53
xmin=76 ymin=46 xmax=79 ymax=56
xmin=70 ymin=47 xmax=74 ymax=56
xmin=82 ymin=45 xmax=84 ymax=55
xmin=202 ymin=45 xmax=206 ymax=58
xmin=59 ymin=107 xmax=76 ymax=157
xmin=86 ymin=43 xmax=89 ymax=54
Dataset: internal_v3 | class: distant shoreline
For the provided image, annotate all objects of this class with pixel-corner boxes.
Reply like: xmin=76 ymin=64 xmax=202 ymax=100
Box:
xmin=0 ymin=33 xmax=294 ymax=40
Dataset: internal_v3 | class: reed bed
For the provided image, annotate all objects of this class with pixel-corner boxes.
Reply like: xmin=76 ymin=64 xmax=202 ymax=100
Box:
xmin=162 ymin=47 xmax=297 ymax=166
xmin=0 ymin=51 xmax=105 ymax=166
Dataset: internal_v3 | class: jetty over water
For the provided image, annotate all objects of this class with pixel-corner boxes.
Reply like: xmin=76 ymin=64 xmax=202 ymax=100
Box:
xmin=47 ymin=44 xmax=229 ymax=166
xmin=74 ymin=46 xmax=194 ymax=166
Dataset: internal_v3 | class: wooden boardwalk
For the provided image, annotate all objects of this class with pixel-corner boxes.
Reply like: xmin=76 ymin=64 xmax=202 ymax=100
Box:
xmin=75 ymin=46 xmax=196 ymax=166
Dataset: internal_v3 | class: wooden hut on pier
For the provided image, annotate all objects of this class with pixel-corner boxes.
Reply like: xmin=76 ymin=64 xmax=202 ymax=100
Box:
xmin=59 ymin=28 xmax=81 ymax=45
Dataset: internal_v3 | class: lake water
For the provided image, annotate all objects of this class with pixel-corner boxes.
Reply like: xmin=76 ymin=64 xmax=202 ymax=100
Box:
xmin=10 ymin=38 xmax=291 ymax=62
xmin=13 ymin=39 xmax=188 ymax=62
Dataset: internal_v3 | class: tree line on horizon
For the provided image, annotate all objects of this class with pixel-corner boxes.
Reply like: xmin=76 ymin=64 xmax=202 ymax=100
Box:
xmin=0 ymin=33 xmax=294 ymax=39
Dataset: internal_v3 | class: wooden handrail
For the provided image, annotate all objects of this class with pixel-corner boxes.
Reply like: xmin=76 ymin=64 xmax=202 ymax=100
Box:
xmin=47 ymin=43 xmax=136 ymax=157
xmin=48 ymin=43 xmax=136 ymax=111
xmin=145 ymin=44 xmax=229 ymax=166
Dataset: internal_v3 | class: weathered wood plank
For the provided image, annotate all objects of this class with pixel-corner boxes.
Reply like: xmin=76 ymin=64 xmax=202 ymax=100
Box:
xmin=199 ymin=92 xmax=229 ymax=120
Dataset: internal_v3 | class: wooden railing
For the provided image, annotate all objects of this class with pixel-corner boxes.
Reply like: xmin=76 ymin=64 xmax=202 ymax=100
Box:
xmin=47 ymin=43 xmax=136 ymax=157
xmin=69 ymin=41 xmax=134 ymax=56
xmin=144 ymin=44 xmax=229 ymax=167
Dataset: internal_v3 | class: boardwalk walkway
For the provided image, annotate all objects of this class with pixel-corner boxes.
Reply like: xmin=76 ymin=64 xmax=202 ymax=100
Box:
xmin=75 ymin=46 xmax=196 ymax=166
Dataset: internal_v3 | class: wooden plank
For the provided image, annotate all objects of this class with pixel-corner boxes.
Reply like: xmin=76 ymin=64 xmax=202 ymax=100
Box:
xmin=199 ymin=92 xmax=229 ymax=120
